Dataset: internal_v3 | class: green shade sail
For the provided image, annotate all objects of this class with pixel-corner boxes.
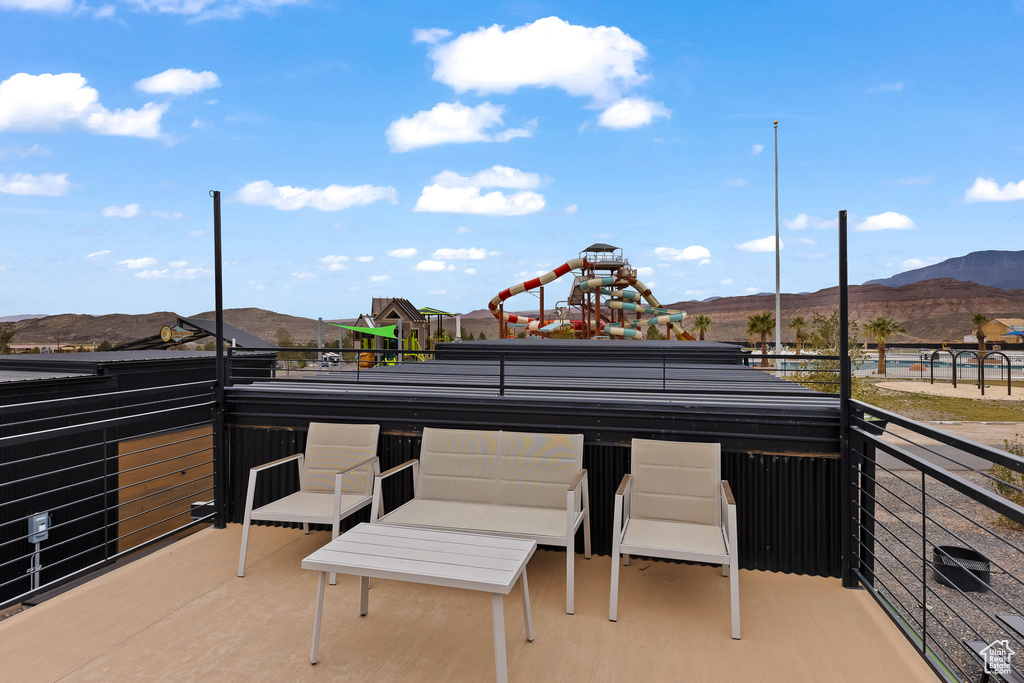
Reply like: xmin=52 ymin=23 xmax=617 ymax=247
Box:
xmin=330 ymin=323 xmax=397 ymax=339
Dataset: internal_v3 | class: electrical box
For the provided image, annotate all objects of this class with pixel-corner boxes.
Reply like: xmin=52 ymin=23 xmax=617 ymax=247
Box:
xmin=28 ymin=512 xmax=50 ymax=543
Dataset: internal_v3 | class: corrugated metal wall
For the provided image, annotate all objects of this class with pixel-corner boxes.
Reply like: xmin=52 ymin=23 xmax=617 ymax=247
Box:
xmin=229 ymin=427 xmax=842 ymax=578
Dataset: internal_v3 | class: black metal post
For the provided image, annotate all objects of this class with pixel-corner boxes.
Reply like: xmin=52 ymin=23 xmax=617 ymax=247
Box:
xmin=839 ymin=209 xmax=857 ymax=588
xmin=211 ymin=190 xmax=227 ymax=529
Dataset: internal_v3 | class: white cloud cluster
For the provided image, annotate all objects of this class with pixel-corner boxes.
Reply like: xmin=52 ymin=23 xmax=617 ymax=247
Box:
xmin=964 ymin=177 xmax=1024 ymax=202
xmin=356 ymin=256 xmax=373 ymax=263
xmin=387 ymin=248 xmax=417 ymax=258
xmin=420 ymin=17 xmax=668 ymax=130
xmin=118 ymin=256 xmax=157 ymax=269
xmin=0 ymin=172 xmax=69 ymax=196
xmin=0 ymin=73 xmax=167 ymax=139
xmin=736 ymin=236 xmax=782 ymax=252
xmin=135 ymin=69 xmax=221 ymax=96
xmin=102 ymin=203 xmax=140 ymax=217
xmin=369 ymin=274 xmax=390 ymax=282
xmin=432 ymin=247 xmax=490 ymax=260
xmin=655 ymin=245 xmax=711 ymax=262
xmin=118 ymin=0 xmax=301 ymax=20
xmin=151 ymin=210 xmax=184 ymax=219
xmin=414 ymin=165 xmax=545 ymax=216
xmin=86 ymin=249 xmax=110 ymax=259
xmin=785 ymin=213 xmax=836 ymax=230
xmin=386 ymin=101 xmax=532 ymax=152
xmin=855 ymin=211 xmax=916 ymax=231
xmin=415 ymin=260 xmax=450 ymax=272
xmin=0 ymin=0 xmax=72 ymax=12
xmin=234 ymin=180 xmax=398 ymax=211
xmin=321 ymin=254 xmax=348 ymax=271
xmin=0 ymin=143 xmax=50 ymax=160
xmin=751 ymin=144 xmax=764 ymax=156
xmin=901 ymin=257 xmax=942 ymax=270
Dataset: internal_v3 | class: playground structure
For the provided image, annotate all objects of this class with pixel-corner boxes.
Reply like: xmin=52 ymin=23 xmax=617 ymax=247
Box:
xmin=488 ymin=244 xmax=694 ymax=340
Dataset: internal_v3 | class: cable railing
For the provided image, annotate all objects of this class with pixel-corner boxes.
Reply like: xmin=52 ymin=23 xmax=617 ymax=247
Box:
xmin=848 ymin=399 xmax=1024 ymax=682
xmin=0 ymin=381 xmax=218 ymax=611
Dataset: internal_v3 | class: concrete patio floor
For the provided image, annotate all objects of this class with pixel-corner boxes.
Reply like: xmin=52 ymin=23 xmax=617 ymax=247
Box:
xmin=0 ymin=524 xmax=937 ymax=682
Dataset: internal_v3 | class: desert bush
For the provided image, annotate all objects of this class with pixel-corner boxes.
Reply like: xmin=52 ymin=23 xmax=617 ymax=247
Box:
xmin=990 ymin=436 xmax=1024 ymax=530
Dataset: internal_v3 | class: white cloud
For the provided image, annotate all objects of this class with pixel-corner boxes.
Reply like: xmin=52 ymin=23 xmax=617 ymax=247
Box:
xmin=191 ymin=118 xmax=206 ymax=129
xmin=424 ymin=17 xmax=650 ymax=107
xmin=93 ymin=4 xmax=114 ymax=17
xmin=751 ymin=144 xmax=764 ymax=156
xmin=135 ymin=69 xmax=221 ymax=96
xmin=564 ymin=204 xmax=578 ymax=215
xmin=463 ymin=268 xmax=476 ymax=275
xmin=964 ymin=177 xmax=1024 ymax=203
xmin=725 ymin=177 xmax=747 ymax=187
xmin=432 ymin=247 xmax=490 ymax=260
xmin=429 ymin=289 xmax=447 ymax=295
xmin=745 ymin=286 xmax=759 ymax=293
xmin=135 ymin=266 xmax=209 ymax=279
xmin=86 ymin=249 xmax=110 ymax=259
xmin=855 ymin=211 xmax=916 ymax=231
xmin=456 ymin=226 xmax=471 ymax=234
xmin=597 ymin=97 xmax=670 ymax=129
xmin=0 ymin=0 xmax=73 ymax=12
xmin=387 ymin=248 xmax=417 ymax=258
xmin=321 ymin=254 xmax=348 ymax=271
xmin=356 ymin=256 xmax=373 ymax=262
xmin=636 ymin=266 xmax=654 ymax=277
xmin=415 ymin=260 xmax=446 ymax=271
xmin=0 ymin=143 xmax=50 ymax=159
xmin=901 ymin=257 xmax=942 ymax=270
xmin=720 ymin=278 xmax=733 ymax=285
xmin=0 ymin=172 xmax=69 ymax=196
xmin=698 ymin=258 xmax=711 ymax=266
xmin=413 ymin=28 xmax=452 ymax=45
xmin=784 ymin=213 xmax=836 ymax=230
xmin=736 ymin=236 xmax=782 ymax=252
xmin=386 ymin=101 xmax=532 ymax=152
xmin=0 ymin=73 xmax=167 ymax=139
xmin=151 ymin=210 xmax=184 ymax=219
xmin=292 ymin=272 xmax=316 ymax=279
xmin=118 ymin=257 xmax=157 ymax=269
xmin=102 ymin=203 xmax=140 ymax=218
xmin=369 ymin=274 xmax=390 ymax=282
xmin=234 ymin=180 xmax=398 ymax=211
xmin=168 ymin=260 xmax=187 ymax=267
xmin=124 ymin=0 xmax=302 ymax=20
xmin=655 ymin=245 xmax=711 ymax=261
xmin=414 ymin=165 xmax=545 ymax=216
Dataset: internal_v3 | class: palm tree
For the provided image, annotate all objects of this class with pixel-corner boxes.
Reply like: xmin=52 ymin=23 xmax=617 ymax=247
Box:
xmin=787 ymin=316 xmax=807 ymax=355
xmin=972 ymin=313 xmax=990 ymax=351
xmin=690 ymin=314 xmax=713 ymax=340
xmin=747 ymin=311 xmax=775 ymax=367
xmin=862 ymin=316 xmax=905 ymax=376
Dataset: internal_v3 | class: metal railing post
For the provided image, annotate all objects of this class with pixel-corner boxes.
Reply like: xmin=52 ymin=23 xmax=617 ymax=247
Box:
xmin=499 ymin=353 xmax=505 ymax=397
xmin=211 ymin=190 xmax=227 ymax=529
xmin=838 ymin=209 xmax=857 ymax=588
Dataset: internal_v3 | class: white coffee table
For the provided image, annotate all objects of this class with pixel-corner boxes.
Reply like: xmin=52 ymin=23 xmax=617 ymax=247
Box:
xmin=301 ymin=522 xmax=537 ymax=682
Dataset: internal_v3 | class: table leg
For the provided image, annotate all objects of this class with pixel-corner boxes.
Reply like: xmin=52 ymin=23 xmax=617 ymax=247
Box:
xmin=359 ymin=576 xmax=370 ymax=616
xmin=520 ymin=570 xmax=533 ymax=642
xmin=492 ymin=593 xmax=508 ymax=683
xmin=311 ymin=571 xmax=327 ymax=665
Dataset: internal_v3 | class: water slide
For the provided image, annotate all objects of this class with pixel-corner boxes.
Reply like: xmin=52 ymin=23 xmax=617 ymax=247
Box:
xmin=488 ymin=259 xmax=691 ymax=339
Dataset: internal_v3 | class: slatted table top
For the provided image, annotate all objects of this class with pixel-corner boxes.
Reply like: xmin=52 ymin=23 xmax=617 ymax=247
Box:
xmin=301 ymin=523 xmax=536 ymax=594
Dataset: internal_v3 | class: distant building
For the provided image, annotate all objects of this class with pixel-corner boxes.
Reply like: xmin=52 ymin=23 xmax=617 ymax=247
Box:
xmin=356 ymin=298 xmax=429 ymax=348
xmin=980 ymin=318 xmax=1024 ymax=343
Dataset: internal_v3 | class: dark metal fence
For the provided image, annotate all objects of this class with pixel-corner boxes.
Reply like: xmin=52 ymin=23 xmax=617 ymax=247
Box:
xmin=0 ymin=381 xmax=217 ymax=610
xmin=847 ymin=400 xmax=1024 ymax=682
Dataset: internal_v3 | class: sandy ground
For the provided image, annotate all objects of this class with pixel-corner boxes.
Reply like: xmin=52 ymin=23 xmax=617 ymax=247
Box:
xmin=876 ymin=380 xmax=1024 ymax=402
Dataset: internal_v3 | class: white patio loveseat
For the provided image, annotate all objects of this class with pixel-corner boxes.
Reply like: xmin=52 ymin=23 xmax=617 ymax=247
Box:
xmin=370 ymin=427 xmax=591 ymax=614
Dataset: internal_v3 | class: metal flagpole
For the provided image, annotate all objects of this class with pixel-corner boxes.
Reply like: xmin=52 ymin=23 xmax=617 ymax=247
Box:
xmin=774 ymin=120 xmax=781 ymax=359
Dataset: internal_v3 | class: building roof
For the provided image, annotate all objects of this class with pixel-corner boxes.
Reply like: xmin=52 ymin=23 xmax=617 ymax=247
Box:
xmin=373 ymin=298 xmax=425 ymax=323
xmin=582 ymin=243 xmax=619 ymax=253
xmin=111 ymin=316 xmax=277 ymax=351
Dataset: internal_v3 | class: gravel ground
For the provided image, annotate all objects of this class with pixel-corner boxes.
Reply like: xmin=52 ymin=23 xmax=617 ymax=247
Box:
xmin=869 ymin=467 xmax=1024 ymax=680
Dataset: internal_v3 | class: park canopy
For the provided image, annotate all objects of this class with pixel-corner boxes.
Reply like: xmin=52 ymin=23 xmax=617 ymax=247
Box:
xmin=331 ymin=323 xmax=397 ymax=340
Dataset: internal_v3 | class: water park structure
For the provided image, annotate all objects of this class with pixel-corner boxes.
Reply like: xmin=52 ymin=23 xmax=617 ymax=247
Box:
xmin=488 ymin=244 xmax=694 ymax=340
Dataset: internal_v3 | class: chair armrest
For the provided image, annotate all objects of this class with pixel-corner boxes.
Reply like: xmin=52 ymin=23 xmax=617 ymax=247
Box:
xmin=377 ymin=458 xmax=417 ymax=479
xmin=334 ymin=455 xmax=379 ymax=476
xmin=722 ymin=481 xmax=736 ymax=507
xmin=250 ymin=453 xmax=302 ymax=473
xmin=615 ymin=473 xmax=631 ymax=497
xmin=567 ymin=469 xmax=586 ymax=492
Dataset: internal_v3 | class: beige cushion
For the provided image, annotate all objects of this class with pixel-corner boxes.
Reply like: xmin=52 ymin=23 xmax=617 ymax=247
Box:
xmin=417 ymin=428 xmax=501 ymax=503
xmin=380 ymin=499 xmax=570 ymax=540
xmin=302 ymin=422 xmax=380 ymax=494
xmin=630 ymin=439 xmax=721 ymax=526
xmin=622 ymin=518 xmax=727 ymax=558
xmin=251 ymin=491 xmax=371 ymax=524
xmin=496 ymin=431 xmax=583 ymax=509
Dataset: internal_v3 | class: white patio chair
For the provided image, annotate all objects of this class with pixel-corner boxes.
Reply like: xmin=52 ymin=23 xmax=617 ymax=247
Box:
xmin=609 ymin=439 xmax=739 ymax=639
xmin=238 ymin=422 xmax=380 ymax=582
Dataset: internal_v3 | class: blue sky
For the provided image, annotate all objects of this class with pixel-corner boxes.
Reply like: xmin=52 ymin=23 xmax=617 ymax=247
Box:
xmin=2 ymin=2 xmax=1023 ymax=319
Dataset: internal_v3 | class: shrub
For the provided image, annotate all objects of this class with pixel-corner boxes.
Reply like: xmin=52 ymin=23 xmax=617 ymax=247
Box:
xmin=990 ymin=436 xmax=1024 ymax=530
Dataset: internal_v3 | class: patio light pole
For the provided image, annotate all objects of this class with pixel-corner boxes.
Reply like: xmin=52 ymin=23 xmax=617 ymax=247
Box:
xmin=773 ymin=120 xmax=781 ymax=357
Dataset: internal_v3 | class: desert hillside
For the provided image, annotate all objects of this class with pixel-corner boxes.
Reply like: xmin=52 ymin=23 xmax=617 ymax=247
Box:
xmin=5 ymin=278 xmax=1023 ymax=347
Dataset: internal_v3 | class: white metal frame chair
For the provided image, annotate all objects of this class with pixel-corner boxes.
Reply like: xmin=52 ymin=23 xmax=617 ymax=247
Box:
xmin=238 ymin=422 xmax=380 ymax=582
xmin=609 ymin=439 xmax=739 ymax=639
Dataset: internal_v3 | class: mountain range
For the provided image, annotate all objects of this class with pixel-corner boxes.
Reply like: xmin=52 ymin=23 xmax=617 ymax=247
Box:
xmin=865 ymin=250 xmax=1024 ymax=290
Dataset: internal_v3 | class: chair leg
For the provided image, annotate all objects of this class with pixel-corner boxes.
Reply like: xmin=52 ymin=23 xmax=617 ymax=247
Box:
xmin=623 ymin=554 xmax=630 ymax=566
xmin=730 ymin=557 xmax=740 ymax=639
xmin=582 ymin=476 xmax=592 ymax=559
xmin=610 ymin=550 xmax=620 ymax=622
xmin=303 ymin=522 xmax=309 ymax=535
xmin=238 ymin=471 xmax=258 ymax=577
xmin=565 ymin=546 xmax=574 ymax=615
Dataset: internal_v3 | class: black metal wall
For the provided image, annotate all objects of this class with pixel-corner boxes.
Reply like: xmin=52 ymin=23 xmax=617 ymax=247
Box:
xmin=228 ymin=427 xmax=842 ymax=577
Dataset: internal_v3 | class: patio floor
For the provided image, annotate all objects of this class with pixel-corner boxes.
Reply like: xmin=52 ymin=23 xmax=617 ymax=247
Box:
xmin=0 ymin=524 xmax=936 ymax=682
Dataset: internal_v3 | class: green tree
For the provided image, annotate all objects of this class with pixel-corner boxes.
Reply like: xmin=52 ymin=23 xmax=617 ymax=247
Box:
xmin=787 ymin=316 xmax=808 ymax=355
xmin=862 ymin=316 xmax=905 ymax=376
xmin=274 ymin=326 xmax=295 ymax=348
xmin=96 ymin=340 xmax=114 ymax=351
xmin=690 ymin=314 xmax=713 ymax=341
xmin=746 ymin=311 xmax=775 ymax=367
xmin=972 ymin=313 xmax=990 ymax=351
xmin=793 ymin=309 xmax=864 ymax=394
xmin=463 ymin=332 xmax=475 ymax=341
xmin=646 ymin=324 xmax=665 ymax=340
xmin=478 ymin=331 xmax=487 ymax=340
xmin=0 ymin=322 xmax=15 ymax=354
